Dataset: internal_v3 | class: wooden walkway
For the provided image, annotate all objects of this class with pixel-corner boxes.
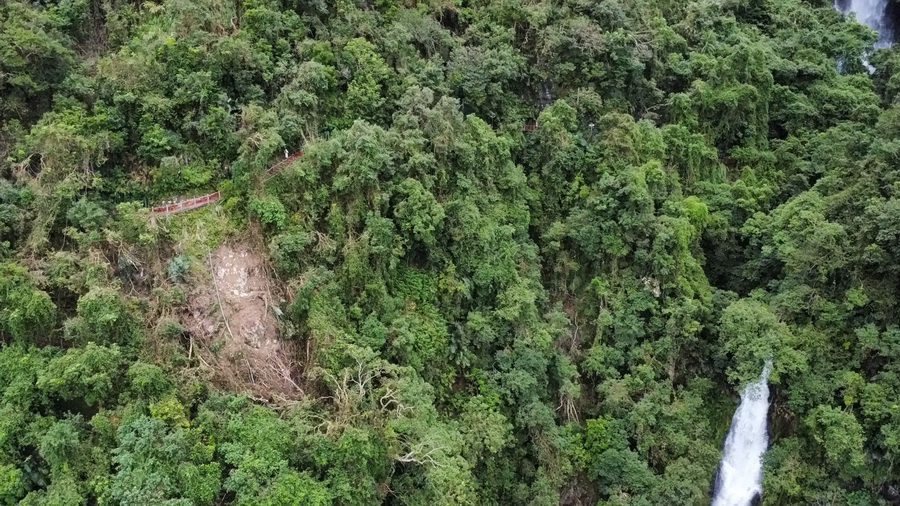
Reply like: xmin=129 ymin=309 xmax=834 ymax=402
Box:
xmin=150 ymin=151 xmax=303 ymax=216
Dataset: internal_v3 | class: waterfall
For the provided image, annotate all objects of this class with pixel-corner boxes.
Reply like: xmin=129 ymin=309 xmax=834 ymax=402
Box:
xmin=711 ymin=362 xmax=773 ymax=506
xmin=835 ymin=0 xmax=894 ymax=48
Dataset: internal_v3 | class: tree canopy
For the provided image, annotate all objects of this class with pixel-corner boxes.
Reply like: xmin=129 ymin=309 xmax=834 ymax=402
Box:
xmin=1 ymin=0 xmax=899 ymax=504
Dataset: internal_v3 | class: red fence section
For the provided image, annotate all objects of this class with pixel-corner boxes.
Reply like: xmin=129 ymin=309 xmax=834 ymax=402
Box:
xmin=151 ymin=191 xmax=222 ymax=215
xmin=267 ymin=151 xmax=304 ymax=175
xmin=149 ymin=151 xmax=304 ymax=216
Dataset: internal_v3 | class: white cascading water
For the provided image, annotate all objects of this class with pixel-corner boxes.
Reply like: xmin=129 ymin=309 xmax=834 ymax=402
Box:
xmin=711 ymin=362 xmax=773 ymax=506
xmin=836 ymin=0 xmax=894 ymax=48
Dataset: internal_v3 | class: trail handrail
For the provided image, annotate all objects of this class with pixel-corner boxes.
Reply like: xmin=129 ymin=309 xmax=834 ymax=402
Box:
xmin=150 ymin=151 xmax=304 ymax=216
xmin=151 ymin=191 xmax=222 ymax=215
xmin=267 ymin=151 xmax=304 ymax=175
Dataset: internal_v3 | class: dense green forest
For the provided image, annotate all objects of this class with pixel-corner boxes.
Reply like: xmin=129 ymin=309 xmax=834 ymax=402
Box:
xmin=1 ymin=0 xmax=899 ymax=504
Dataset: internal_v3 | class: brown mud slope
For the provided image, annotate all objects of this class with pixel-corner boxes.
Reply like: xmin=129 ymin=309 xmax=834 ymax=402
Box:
xmin=185 ymin=242 xmax=302 ymax=402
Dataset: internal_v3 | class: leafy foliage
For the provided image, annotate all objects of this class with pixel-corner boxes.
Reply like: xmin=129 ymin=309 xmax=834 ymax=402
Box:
xmin=0 ymin=0 xmax=899 ymax=504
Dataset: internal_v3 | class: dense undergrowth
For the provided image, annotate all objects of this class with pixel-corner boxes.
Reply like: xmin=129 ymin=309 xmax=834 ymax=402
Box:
xmin=1 ymin=0 xmax=899 ymax=504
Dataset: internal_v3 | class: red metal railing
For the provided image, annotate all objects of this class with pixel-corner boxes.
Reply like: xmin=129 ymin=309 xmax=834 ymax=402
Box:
xmin=151 ymin=191 xmax=222 ymax=215
xmin=150 ymin=151 xmax=304 ymax=216
xmin=267 ymin=151 xmax=304 ymax=175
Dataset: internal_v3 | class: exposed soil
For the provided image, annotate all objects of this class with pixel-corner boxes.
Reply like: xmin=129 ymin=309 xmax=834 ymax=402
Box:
xmin=183 ymin=242 xmax=302 ymax=401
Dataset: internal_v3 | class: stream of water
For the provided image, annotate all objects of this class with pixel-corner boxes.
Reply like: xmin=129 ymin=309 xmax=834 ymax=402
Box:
xmin=710 ymin=4 xmax=893 ymax=505
xmin=836 ymin=0 xmax=895 ymax=48
xmin=711 ymin=363 xmax=773 ymax=506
